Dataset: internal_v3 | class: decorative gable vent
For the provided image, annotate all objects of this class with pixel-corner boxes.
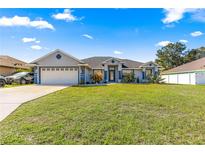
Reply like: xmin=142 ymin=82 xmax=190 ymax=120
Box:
xmin=56 ymin=54 xmax=62 ymax=60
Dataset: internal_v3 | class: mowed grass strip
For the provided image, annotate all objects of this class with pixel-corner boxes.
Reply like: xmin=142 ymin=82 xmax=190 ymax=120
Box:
xmin=1 ymin=84 xmax=205 ymax=144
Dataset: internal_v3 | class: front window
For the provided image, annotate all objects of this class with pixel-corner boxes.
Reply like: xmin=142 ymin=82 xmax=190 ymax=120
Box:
xmin=122 ymin=70 xmax=132 ymax=74
xmin=109 ymin=66 xmax=115 ymax=70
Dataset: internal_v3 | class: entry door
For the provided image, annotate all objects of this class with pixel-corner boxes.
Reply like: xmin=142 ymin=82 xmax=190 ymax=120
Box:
xmin=109 ymin=70 xmax=115 ymax=82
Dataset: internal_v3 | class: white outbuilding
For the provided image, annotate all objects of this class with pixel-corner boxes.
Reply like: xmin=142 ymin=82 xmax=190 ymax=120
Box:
xmin=161 ymin=57 xmax=205 ymax=85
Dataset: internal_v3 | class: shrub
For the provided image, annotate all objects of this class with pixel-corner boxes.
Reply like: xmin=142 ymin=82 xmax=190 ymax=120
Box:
xmin=147 ymin=74 xmax=164 ymax=83
xmin=15 ymin=68 xmax=32 ymax=73
xmin=91 ymin=72 xmax=103 ymax=83
xmin=122 ymin=72 xmax=135 ymax=83
xmin=80 ymin=79 xmax=85 ymax=84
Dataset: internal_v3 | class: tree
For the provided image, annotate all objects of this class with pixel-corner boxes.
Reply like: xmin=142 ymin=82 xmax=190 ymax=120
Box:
xmin=184 ymin=47 xmax=205 ymax=63
xmin=155 ymin=42 xmax=186 ymax=70
xmin=91 ymin=72 xmax=103 ymax=83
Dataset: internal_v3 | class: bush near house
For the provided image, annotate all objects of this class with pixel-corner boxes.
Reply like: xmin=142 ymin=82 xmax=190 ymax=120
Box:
xmin=91 ymin=72 xmax=103 ymax=83
xmin=15 ymin=68 xmax=32 ymax=73
xmin=122 ymin=72 xmax=135 ymax=83
xmin=147 ymin=74 xmax=165 ymax=84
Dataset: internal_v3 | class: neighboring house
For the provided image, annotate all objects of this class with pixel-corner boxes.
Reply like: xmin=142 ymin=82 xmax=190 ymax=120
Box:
xmin=0 ymin=55 xmax=30 ymax=76
xmin=161 ymin=57 xmax=205 ymax=85
xmin=30 ymin=49 xmax=160 ymax=85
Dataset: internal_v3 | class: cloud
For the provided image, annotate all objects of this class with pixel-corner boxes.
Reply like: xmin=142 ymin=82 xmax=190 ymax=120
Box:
xmin=31 ymin=45 xmax=42 ymax=50
xmin=190 ymin=31 xmax=203 ymax=37
xmin=22 ymin=37 xmax=36 ymax=43
xmin=113 ymin=50 xmax=123 ymax=55
xmin=179 ymin=39 xmax=188 ymax=43
xmin=52 ymin=9 xmax=80 ymax=22
xmin=162 ymin=8 xmax=198 ymax=24
xmin=162 ymin=8 xmax=187 ymax=24
xmin=82 ymin=34 xmax=93 ymax=40
xmin=22 ymin=37 xmax=40 ymax=44
xmin=0 ymin=16 xmax=54 ymax=30
xmin=156 ymin=41 xmax=172 ymax=47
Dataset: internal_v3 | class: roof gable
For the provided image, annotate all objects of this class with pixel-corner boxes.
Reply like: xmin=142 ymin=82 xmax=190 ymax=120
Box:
xmin=31 ymin=49 xmax=84 ymax=65
xmin=102 ymin=57 xmax=123 ymax=64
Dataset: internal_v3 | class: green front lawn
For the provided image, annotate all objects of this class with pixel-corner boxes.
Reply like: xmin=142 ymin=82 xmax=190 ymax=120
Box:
xmin=1 ymin=84 xmax=205 ymax=144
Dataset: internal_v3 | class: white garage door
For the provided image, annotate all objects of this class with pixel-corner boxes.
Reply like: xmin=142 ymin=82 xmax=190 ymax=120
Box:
xmin=162 ymin=73 xmax=196 ymax=85
xmin=40 ymin=67 xmax=78 ymax=85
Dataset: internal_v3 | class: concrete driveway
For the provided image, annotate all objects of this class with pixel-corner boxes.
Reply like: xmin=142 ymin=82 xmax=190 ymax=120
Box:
xmin=0 ymin=85 xmax=68 ymax=121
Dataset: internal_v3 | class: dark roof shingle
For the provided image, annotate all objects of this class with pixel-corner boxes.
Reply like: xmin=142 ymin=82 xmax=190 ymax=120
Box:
xmin=0 ymin=55 xmax=29 ymax=69
xmin=81 ymin=56 xmax=143 ymax=69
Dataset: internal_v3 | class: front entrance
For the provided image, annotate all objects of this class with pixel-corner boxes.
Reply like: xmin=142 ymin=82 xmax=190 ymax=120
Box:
xmin=109 ymin=66 xmax=115 ymax=82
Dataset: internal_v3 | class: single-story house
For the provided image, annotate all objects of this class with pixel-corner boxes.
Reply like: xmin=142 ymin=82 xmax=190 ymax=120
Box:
xmin=161 ymin=57 xmax=205 ymax=85
xmin=0 ymin=55 xmax=30 ymax=76
xmin=30 ymin=49 xmax=160 ymax=85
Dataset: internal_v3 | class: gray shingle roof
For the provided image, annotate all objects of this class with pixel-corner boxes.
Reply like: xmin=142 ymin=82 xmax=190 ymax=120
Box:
xmin=122 ymin=59 xmax=144 ymax=68
xmin=0 ymin=55 xmax=29 ymax=69
xmin=81 ymin=56 xmax=144 ymax=69
xmin=162 ymin=57 xmax=205 ymax=74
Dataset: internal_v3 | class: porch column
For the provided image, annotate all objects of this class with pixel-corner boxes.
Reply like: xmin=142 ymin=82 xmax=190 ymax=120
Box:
xmin=79 ymin=66 xmax=85 ymax=84
xmin=105 ymin=64 xmax=109 ymax=82
xmin=34 ymin=66 xmax=39 ymax=84
xmin=118 ymin=63 xmax=122 ymax=82
xmin=142 ymin=68 xmax=146 ymax=79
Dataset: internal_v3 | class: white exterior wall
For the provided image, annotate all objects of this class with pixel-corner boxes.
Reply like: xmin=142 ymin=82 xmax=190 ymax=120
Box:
xmin=162 ymin=72 xmax=196 ymax=85
xmin=196 ymin=72 xmax=205 ymax=84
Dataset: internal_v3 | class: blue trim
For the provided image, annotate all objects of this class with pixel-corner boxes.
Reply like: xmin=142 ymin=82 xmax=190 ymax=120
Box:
xmin=39 ymin=67 xmax=41 ymax=84
xmin=119 ymin=71 xmax=122 ymax=79
xmin=104 ymin=71 xmax=107 ymax=81
xmin=142 ymin=71 xmax=145 ymax=79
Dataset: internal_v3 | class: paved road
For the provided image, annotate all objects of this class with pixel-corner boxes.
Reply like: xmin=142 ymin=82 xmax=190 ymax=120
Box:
xmin=0 ymin=85 xmax=68 ymax=122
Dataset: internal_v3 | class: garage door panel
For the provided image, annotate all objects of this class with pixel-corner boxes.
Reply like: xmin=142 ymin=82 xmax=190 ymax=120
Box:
xmin=178 ymin=74 xmax=190 ymax=84
xmin=169 ymin=74 xmax=178 ymax=84
xmin=41 ymin=67 xmax=78 ymax=85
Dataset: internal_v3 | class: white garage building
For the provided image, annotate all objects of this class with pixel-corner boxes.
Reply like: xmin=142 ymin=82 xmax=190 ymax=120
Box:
xmin=161 ymin=57 xmax=205 ymax=85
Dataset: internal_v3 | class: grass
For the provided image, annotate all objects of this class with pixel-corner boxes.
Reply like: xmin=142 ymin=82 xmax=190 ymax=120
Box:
xmin=1 ymin=84 xmax=205 ymax=144
xmin=4 ymin=83 xmax=33 ymax=88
